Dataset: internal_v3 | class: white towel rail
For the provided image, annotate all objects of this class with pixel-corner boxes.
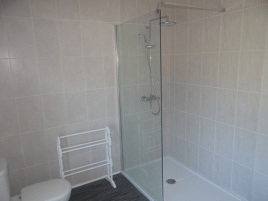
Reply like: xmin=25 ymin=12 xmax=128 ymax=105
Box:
xmin=57 ymin=126 xmax=116 ymax=188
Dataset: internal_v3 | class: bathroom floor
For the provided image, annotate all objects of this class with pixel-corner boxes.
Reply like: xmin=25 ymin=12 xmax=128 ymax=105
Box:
xmin=69 ymin=173 xmax=149 ymax=201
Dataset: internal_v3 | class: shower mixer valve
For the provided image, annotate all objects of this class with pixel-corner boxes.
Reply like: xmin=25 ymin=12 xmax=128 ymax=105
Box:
xmin=141 ymin=95 xmax=160 ymax=102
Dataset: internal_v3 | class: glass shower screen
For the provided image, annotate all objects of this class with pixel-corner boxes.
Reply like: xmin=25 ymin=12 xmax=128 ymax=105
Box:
xmin=116 ymin=11 xmax=163 ymax=201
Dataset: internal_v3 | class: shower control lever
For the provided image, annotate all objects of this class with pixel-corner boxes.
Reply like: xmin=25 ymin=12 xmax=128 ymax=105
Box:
xmin=141 ymin=95 xmax=160 ymax=102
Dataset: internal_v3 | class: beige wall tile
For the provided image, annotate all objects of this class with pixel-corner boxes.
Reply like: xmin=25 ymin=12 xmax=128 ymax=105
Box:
xmin=218 ymin=52 xmax=239 ymax=89
xmin=188 ymin=20 xmax=203 ymax=53
xmin=199 ymin=118 xmax=215 ymax=151
xmin=175 ymin=23 xmax=188 ymax=54
xmin=46 ymin=126 xmax=68 ymax=161
xmin=21 ymin=130 xmax=49 ymax=167
xmin=79 ymin=0 xmax=101 ymax=21
xmin=5 ymin=17 xmax=36 ymax=58
xmin=10 ymin=58 xmax=40 ymax=97
xmin=200 ymin=86 xmax=217 ymax=120
xmin=30 ymin=0 xmax=57 ymax=19
xmin=65 ymin=91 xmax=87 ymax=124
xmin=62 ymin=57 xmax=85 ymax=92
xmin=187 ymin=54 xmax=202 ymax=85
xmin=241 ymin=5 xmax=268 ymax=51
xmin=58 ymin=20 xmax=82 ymax=56
xmin=38 ymin=58 xmax=64 ymax=94
xmin=81 ymin=21 xmax=102 ymax=57
xmin=0 ymin=17 xmax=8 ymax=58
xmin=236 ymin=91 xmax=261 ymax=132
xmin=33 ymin=19 xmax=60 ymax=57
xmin=56 ymin=0 xmax=80 ymax=20
xmin=9 ymin=169 xmax=27 ymax=196
xmin=0 ymin=135 xmax=24 ymax=171
xmin=2 ymin=0 xmax=31 ymax=17
xmin=84 ymin=57 xmax=105 ymax=89
xmin=102 ymin=23 xmax=116 ymax=56
xmin=216 ymin=88 xmax=237 ymax=125
xmin=0 ymin=59 xmax=14 ymax=99
xmin=220 ymin=11 xmax=243 ymax=52
xmin=258 ymin=94 xmax=268 ymax=136
xmin=104 ymin=56 xmax=117 ymax=87
xmin=105 ymin=87 xmax=119 ymax=118
xmin=120 ymin=0 xmax=137 ymax=23
xmin=0 ymin=99 xmax=20 ymax=137
xmin=87 ymin=89 xmax=106 ymax=121
xmin=186 ymin=85 xmax=200 ymax=115
xmin=203 ymin=16 xmax=221 ymax=53
xmin=173 ymin=55 xmax=187 ymax=83
xmin=101 ymin=0 xmax=120 ymax=23
xmin=188 ymin=0 xmax=204 ymax=22
xmin=16 ymin=96 xmax=44 ymax=133
xmin=201 ymin=53 xmax=219 ymax=87
xmin=26 ymin=163 xmax=51 ymax=185
xmin=238 ymin=51 xmax=264 ymax=92
xmin=42 ymin=93 xmax=67 ymax=128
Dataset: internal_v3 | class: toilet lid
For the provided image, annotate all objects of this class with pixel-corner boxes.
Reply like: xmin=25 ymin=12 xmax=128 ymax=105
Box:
xmin=21 ymin=179 xmax=71 ymax=201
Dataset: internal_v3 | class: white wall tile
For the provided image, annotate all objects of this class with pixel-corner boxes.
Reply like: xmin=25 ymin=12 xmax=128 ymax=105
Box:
xmin=2 ymin=0 xmax=31 ymax=17
xmin=186 ymin=85 xmax=200 ymax=115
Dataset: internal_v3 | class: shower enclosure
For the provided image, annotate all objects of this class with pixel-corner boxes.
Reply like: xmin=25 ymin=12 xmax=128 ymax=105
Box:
xmin=116 ymin=11 xmax=163 ymax=201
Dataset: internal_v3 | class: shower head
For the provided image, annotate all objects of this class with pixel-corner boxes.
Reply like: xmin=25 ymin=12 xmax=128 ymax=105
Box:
xmin=161 ymin=21 xmax=176 ymax=26
xmin=138 ymin=34 xmax=148 ymax=45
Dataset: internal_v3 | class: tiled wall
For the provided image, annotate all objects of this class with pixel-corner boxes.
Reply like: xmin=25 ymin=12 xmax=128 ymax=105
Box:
xmin=168 ymin=0 xmax=268 ymax=201
xmin=0 ymin=0 xmax=124 ymax=196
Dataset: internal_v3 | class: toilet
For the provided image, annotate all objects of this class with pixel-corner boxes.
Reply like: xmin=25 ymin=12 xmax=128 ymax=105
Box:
xmin=0 ymin=158 xmax=72 ymax=201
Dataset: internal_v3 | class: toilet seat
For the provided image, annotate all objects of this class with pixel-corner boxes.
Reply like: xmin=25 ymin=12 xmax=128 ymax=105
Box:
xmin=21 ymin=179 xmax=71 ymax=201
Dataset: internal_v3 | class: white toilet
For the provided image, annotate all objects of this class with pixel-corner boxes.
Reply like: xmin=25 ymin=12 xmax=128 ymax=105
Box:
xmin=0 ymin=158 xmax=72 ymax=201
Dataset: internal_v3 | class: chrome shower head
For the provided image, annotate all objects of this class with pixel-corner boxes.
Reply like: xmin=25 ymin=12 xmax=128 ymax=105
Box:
xmin=161 ymin=21 xmax=176 ymax=26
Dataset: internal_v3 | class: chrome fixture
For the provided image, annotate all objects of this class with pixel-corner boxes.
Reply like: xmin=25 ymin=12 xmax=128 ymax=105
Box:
xmin=138 ymin=15 xmax=176 ymax=116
